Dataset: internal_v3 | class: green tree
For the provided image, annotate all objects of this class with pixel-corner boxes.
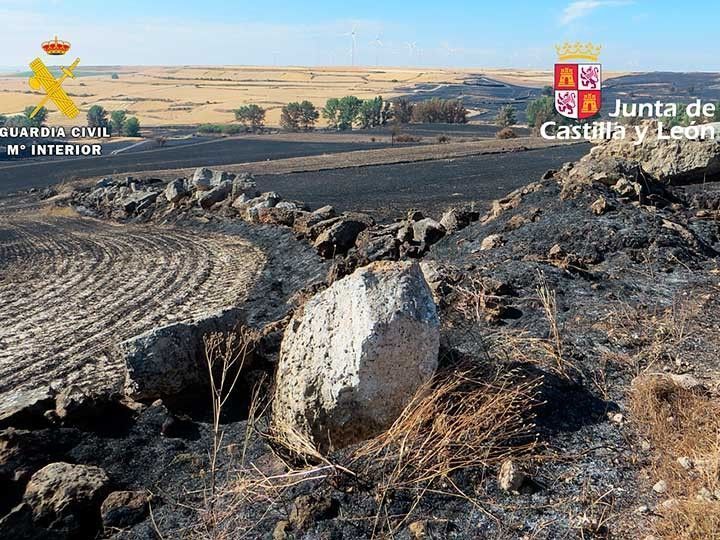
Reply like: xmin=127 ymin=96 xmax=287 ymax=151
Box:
xmin=4 ymin=115 xmax=30 ymax=128
xmin=541 ymin=85 xmax=554 ymax=97
xmin=298 ymin=100 xmax=319 ymax=130
xmin=392 ymin=98 xmax=414 ymax=124
xmin=87 ymin=105 xmax=110 ymax=130
xmin=111 ymin=110 xmax=127 ymax=135
xmin=280 ymin=102 xmax=302 ymax=131
xmin=234 ymin=104 xmax=266 ymax=130
xmin=715 ymin=103 xmax=720 ymax=122
xmin=323 ymin=96 xmax=363 ymax=130
xmin=23 ymin=106 xmax=48 ymax=127
xmin=282 ymin=100 xmax=319 ymax=131
xmin=526 ymin=96 xmax=555 ymax=128
xmin=495 ymin=105 xmax=516 ymax=127
xmin=124 ymin=117 xmax=141 ymax=137
xmin=322 ymin=98 xmax=341 ymax=129
xmin=412 ymin=99 xmax=467 ymax=124
xmin=358 ymin=96 xmax=385 ymax=129
xmin=338 ymin=96 xmax=362 ymax=130
xmin=111 ymin=73 xmax=119 ymax=80
xmin=0 ymin=115 xmax=6 ymax=127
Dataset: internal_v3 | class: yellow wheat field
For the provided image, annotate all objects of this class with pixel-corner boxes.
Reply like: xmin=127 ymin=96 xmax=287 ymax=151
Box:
xmin=0 ymin=65 xmax=627 ymax=128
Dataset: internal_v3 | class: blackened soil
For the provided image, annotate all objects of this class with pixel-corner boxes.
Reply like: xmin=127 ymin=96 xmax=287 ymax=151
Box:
xmin=255 ymin=145 xmax=589 ymax=220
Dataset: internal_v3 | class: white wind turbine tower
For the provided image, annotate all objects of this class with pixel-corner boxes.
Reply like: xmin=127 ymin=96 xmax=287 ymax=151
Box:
xmin=347 ymin=25 xmax=358 ymax=66
xmin=405 ymin=41 xmax=417 ymax=64
xmin=371 ymin=33 xmax=383 ymax=66
xmin=442 ymin=42 xmax=459 ymax=67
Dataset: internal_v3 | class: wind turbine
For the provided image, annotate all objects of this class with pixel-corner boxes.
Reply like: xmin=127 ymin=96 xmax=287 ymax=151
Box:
xmin=405 ymin=41 xmax=417 ymax=63
xmin=347 ymin=25 xmax=358 ymax=66
xmin=370 ymin=33 xmax=383 ymax=66
xmin=441 ymin=42 xmax=459 ymax=68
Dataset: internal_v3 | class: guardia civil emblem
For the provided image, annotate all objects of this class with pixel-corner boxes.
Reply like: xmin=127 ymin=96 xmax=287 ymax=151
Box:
xmin=554 ymin=42 xmax=602 ymax=120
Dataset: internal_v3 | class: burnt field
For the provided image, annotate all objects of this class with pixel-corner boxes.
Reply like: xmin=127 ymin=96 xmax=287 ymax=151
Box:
xmin=255 ymin=143 xmax=589 ymax=219
xmin=0 ymin=137 xmax=388 ymax=194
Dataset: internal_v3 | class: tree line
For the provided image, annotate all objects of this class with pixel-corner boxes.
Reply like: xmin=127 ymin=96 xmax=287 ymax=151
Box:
xmin=199 ymin=97 xmax=469 ymax=133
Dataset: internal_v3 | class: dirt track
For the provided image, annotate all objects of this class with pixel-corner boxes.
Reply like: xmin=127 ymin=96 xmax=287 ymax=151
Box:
xmin=0 ymin=203 xmax=271 ymax=417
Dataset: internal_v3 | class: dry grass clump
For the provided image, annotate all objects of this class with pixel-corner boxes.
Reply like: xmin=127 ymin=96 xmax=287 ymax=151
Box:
xmin=597 ymin=296 xmax=698 ymax=374
xmin=353 ymin=366 xmax=539 ymax=486
xmin=455 ymin=272 xmax=576 ymax=381
xmin=452 ymin=274 xmax=510 ymax=324
xmin=204 ymin=364 xmax=540 ymax=538
xmin=37 ymin=204 xmax=80 ymax=218
xmin=351 ymin=365 xmax=540 ymax=534
xmin=629 ymin=374 xmax=720 ymax=539
xmin=496 ymin=127 xmax=517 ymax=139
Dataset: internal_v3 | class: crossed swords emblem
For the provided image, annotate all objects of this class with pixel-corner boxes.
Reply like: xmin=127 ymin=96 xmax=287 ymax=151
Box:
xmin=27 ymin=57 xmax=81 ymax=119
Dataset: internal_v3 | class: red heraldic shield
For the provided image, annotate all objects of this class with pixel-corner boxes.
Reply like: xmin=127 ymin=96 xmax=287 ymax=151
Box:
xmin=554 ymin=63 xmax=602 ymax=120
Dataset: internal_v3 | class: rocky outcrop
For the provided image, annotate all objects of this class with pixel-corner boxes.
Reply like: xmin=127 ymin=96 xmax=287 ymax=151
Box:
xmin=561 ymin=122 xmax=720 ymax=185
xmin=272 ymin=261 xmax=439 ymax=453
xmin=23 ymin=462 xmax=110 ymax=535
xmin=121 ymin=307 xmax=244 ymax=400
xmin=191 ymin=167 xmax=238 ymax=191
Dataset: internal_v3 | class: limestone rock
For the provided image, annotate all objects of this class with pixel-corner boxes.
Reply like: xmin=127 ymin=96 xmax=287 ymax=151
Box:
xmin=121 ymin=307 xmax=243 ymax=400
xmin=191 ymin=167 xmax=214 ymax=191
xmin=355 ymin=228 xmax=400 ymax=262
xmin=479 ymin=234 xmax=503 ymax=251
xmin=23 ymin=462 xmax=110 ymax=534
xmin=440 ymin=208 xmax=479 ymax=233
xmin=653 ymin=480 xmax=668 ymax=494
xmin=230 ymin=176 xmax=258 ymax=202
xmin=272 ymin=261 xmax=439 ymax=453
xmin=197 ymin=180 xmax=232 ymax=209
xmin=164 ymin=178 xmax=187 ymax=203
xmin=0 ymin=503 xmax=62 ymax=539
xmin=100 ymin=490 xmax=149 ymax=529
xmin=498 ymin=459 xmax=527 ymax=493
xmin=119 ymin=191 xmax=158 ymax=214
xmin=313 ymin=217 xmax=371 ymax=258
xmin=588 ymin=123 xmax=720 ymax=183
xmin=258 ymin=207 xmax=299 ymax=227
xmin=412 ymin=218 xmax=446 ymax=246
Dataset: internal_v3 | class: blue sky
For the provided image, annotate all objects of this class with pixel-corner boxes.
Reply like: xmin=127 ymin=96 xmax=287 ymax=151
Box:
xmin=0 ymin=0 xmax=716 ymax=70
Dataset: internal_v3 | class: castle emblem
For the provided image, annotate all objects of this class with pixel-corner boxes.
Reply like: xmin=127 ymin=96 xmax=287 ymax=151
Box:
xmin=553 ymin=42 xmax=602 ymax=120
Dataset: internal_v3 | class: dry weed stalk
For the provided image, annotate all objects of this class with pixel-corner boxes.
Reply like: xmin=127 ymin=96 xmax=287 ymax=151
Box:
xmin=201 ymin=325 xmax=258 ymax=538
xmin=536 ymin=273 xmax=570 ymax=378
xmin=629 ymin=375 xmax=720 ymax=539
xmin=452 ymin=275 xmax=505 ymax=323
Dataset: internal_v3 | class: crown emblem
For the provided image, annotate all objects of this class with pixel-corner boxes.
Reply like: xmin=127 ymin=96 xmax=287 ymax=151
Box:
xmin=42 ymin=36 xmax=71 ymax=56
xmin=555 ymin=42 xmax=601 ymax=62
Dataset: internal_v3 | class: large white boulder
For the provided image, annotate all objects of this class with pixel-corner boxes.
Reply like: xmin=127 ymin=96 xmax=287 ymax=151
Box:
xmin=271 ymin=261 xmax=439 ymax=453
